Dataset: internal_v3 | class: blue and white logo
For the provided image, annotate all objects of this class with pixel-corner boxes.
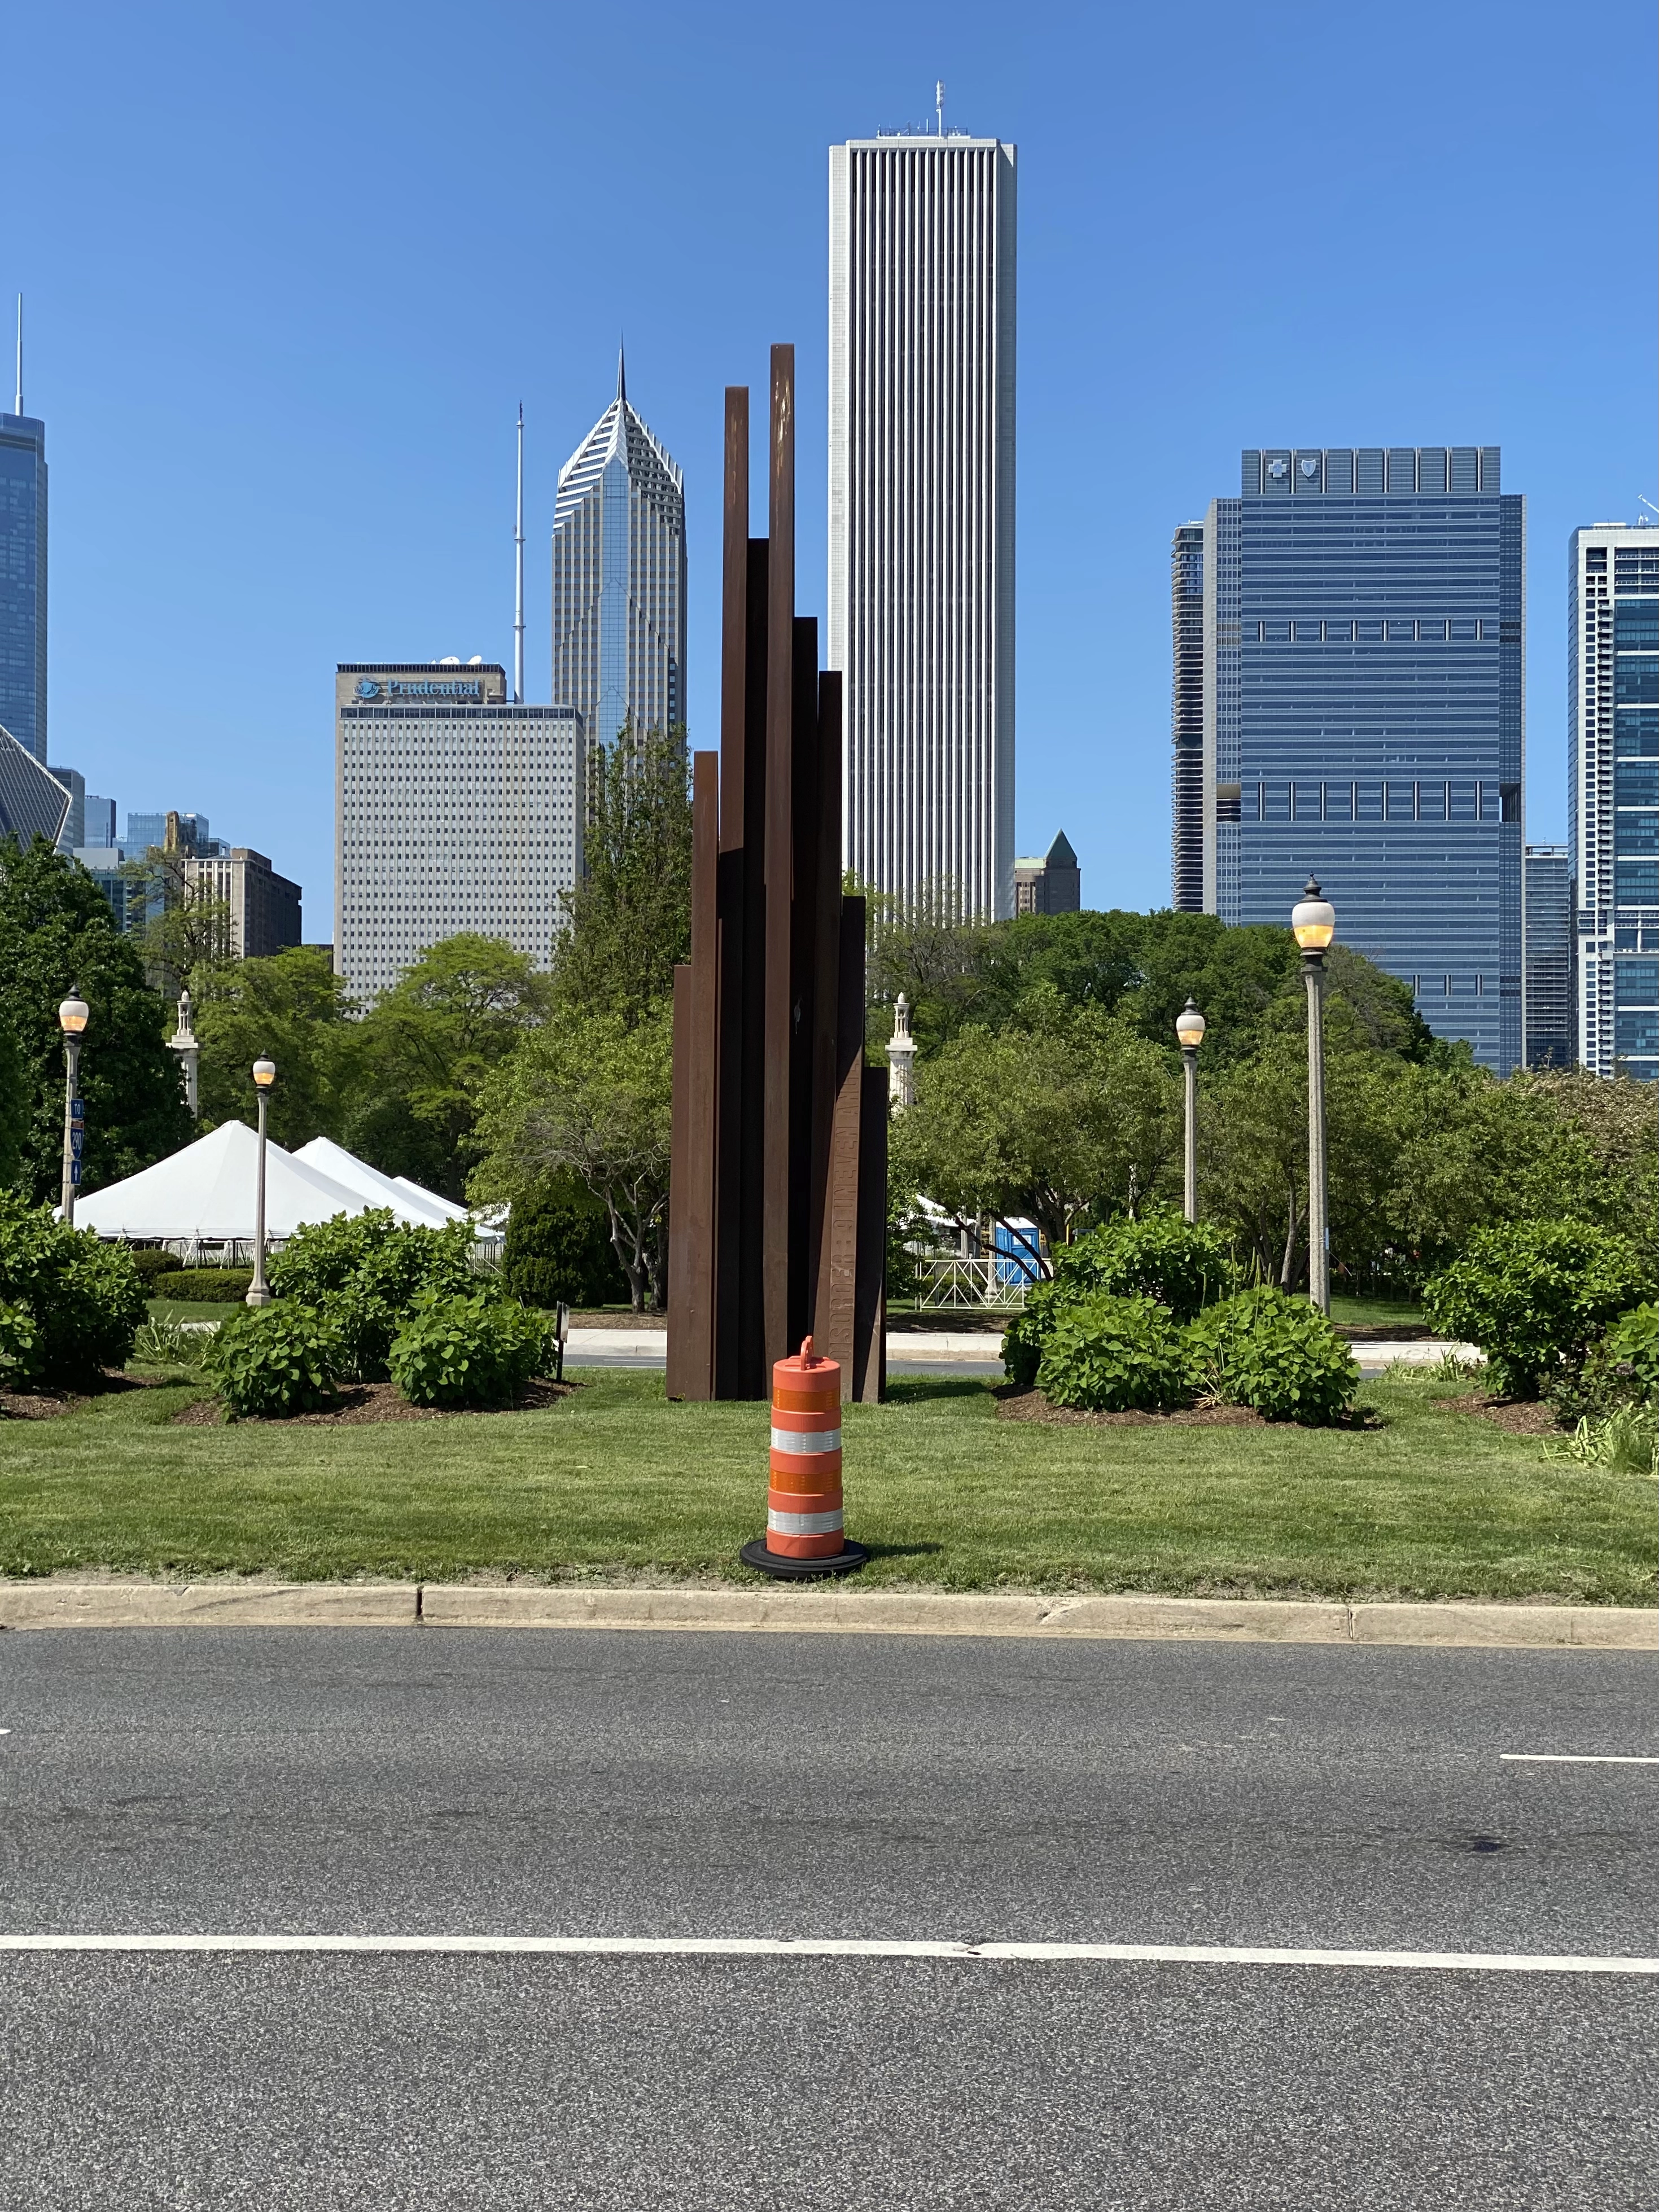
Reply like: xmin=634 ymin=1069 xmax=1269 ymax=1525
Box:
xmin=1266 ymin=458 xmax=1289 ymax=480
xmin=355 ymin=678 xmax=382 ymax=700
xmin=1299 ymin=458 xmax=1320 ymax=479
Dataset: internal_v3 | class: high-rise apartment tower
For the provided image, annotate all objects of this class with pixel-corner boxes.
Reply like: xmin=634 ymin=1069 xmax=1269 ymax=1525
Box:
xmin=550 ymin=357 xmax=686 ymax=758
xmin=829 ymin=128 xmax=1017 ymax=918
xmin=1569 ymin=524 xmax=1658 ymax=1080
xmin=1181 ymin=447 xmax=1524 ymax=1072
xmin=1170 ymin=522 xmax=1206 ymax=909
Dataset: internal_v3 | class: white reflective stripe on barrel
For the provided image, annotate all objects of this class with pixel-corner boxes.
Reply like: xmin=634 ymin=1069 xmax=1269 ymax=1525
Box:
xmin=767 ymin=1506 xmax=845 ymax=1536
xmin=769 ymin=1427 xmax=843 ymax=1455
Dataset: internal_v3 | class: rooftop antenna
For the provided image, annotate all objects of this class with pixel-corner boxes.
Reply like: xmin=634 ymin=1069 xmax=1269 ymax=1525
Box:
xmin=936 ymin=80 xmax=945 ymax=137
xmin=513 ymin=403 xmax=525 ymax=704
xmin=13 ymin=295 xmax=21 ymax=416
xmin=1639 ymin=496 xmax=1659 ymax=527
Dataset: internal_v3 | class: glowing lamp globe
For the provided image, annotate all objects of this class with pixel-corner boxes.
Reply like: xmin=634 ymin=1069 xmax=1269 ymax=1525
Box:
xmin=1291 ymin=878 xmax=1336 ymax=953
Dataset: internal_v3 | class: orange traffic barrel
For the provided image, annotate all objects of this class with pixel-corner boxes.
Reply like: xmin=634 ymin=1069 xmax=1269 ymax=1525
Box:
xmin=740 ymin=1337 xmax=868 ymax=1580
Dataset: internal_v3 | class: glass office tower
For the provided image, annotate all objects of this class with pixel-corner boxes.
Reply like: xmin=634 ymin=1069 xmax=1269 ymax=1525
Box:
xmin=550 ymin=357 xmax=685 ymax=763
xmin=1522 ymin=843 xmax=1571 ymax=1068
xmin=1193 ymin=447 xmax=1523 ymax=1071
xmin=1569 ymin=525 xmax=1659 ymax=1079
xmin=0 ymin=403 xmax=47 ymax=762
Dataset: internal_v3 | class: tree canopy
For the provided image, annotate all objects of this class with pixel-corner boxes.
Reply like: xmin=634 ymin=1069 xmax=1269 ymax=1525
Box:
xmin=0 ymin=836 xmax=192 ymax=1200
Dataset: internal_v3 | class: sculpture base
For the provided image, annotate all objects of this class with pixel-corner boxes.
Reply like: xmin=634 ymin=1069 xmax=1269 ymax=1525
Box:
xmin=739 ymin=1536 xmax=869 ymax=1581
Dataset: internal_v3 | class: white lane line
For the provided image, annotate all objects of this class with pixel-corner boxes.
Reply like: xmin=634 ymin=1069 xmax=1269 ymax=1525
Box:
xmin=1500 ymin=1754 xmax=1659 ymax=1765
xmin=0 ymin=1935 xmax=1654 ymax=1974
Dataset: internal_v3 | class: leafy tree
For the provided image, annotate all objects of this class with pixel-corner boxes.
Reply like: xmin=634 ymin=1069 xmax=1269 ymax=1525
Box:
xmin=190 ymin=947 xmax=355 ymax=1149
xmin=345 ymin=934 xmax=550 ymax=1198
xmin=552 ymin=725 xmax=692 ymax=1023
xmin=123 ymin=846 xmax=232 ymax=997
xmin=469 ymin=1004 xmax=673 ymax=1312
xmin=0 ymin=836 xmax=191 ymax=1200
xmin=888 ymin=998 xmax=1181 ymax=1267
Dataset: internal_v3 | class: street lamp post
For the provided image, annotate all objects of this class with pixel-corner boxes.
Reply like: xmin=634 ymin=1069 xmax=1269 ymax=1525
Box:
xmin=246 ymin=1058 xmax=277 ymax=1308
xmin=1174 ymin=999 xmax=1206 ymax=1223
xmin=1290 ymin=878 xmax=1336 ymax=1316
xmin=57 ymin=990 xmax=90 ymax=1226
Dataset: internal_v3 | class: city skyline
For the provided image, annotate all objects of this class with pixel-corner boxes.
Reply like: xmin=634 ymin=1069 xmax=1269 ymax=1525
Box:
xmin=3 ymin=1 xmax=1654 ymax=944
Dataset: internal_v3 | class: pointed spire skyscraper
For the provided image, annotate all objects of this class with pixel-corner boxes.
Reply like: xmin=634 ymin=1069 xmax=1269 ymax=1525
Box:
xmin=551 ymin=357 xmax=684 ymax=762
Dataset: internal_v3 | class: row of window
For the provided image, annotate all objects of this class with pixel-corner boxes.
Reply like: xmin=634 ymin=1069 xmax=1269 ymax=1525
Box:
xmin=1243 ymin=618 xmax=1503 ymax=643
xmin=1233 ymin=781 xmax=1517 ymax=823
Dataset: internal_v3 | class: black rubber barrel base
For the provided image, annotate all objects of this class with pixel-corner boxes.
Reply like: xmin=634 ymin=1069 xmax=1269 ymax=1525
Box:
xmin=740 ymin=1536 xmax=870 ymax=1581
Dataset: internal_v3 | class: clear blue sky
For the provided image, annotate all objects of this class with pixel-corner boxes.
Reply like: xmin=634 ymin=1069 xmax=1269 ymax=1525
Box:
xmin=11 ymin=0 xmax=1656 ymax=938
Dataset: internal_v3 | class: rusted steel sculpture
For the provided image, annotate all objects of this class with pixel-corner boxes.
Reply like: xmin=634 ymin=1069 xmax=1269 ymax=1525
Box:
xmin=666 ymin=346 xmax=886 ymax=1404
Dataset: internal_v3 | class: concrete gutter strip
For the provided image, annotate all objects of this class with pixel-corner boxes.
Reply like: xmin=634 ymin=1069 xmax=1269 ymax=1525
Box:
xmin=0 ymin=1583 xmax=1651 ymax=1648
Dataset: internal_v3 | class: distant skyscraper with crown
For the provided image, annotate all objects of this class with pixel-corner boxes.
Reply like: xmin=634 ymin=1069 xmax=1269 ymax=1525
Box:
xmin=550 ymin=352 xmax=686 ymax=757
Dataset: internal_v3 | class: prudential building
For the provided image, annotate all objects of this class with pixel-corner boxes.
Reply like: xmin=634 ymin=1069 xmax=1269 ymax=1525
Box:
xmin=1175 ymin=447 xmax=1524 ymax=1072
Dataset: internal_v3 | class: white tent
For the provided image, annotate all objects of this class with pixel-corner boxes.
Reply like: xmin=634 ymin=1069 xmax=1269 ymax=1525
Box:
xmin=71 ymin=1119 xmax=437 ymax=1242
xmin=293 ymin=1137 xmax=462 ymax=1228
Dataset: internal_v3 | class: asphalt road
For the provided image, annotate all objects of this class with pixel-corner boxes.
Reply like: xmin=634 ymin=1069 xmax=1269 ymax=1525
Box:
xmin=2 ymin=1630 xmax=1655 ymax=2208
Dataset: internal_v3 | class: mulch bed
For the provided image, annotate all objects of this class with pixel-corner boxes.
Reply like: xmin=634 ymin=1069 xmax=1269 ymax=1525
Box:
xmin=995 ymin=1387 xmax=1269 ymax=1430
xmin=172 ymin=1378 xmax=576 ymax=1427
xmin=1434 ymin=1390 xmax=1565 ymax=1438
xmin=1 ymin=1373 xmax=170 ymax=1422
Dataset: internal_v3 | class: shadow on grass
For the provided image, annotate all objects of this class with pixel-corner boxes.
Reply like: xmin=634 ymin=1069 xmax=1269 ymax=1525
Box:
xmin=883 ymin=1375 xmax=995 ymax=1407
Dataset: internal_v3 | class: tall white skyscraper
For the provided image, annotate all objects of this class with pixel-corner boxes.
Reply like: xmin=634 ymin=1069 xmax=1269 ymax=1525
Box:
xmin=1568 ymin=524 xmax=1659 ymax=1079
xmin=550 ymin=356 xmax=686 ymax=757
xmin=828 ymin=127 xmax=1017 ymax=918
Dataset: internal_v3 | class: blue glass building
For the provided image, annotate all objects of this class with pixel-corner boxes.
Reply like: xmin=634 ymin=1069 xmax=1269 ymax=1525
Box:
xmin=0 ymin=404 xmax=47 ymax=763
xmin=1191 ymin=448 xmax=1524 ymax=1072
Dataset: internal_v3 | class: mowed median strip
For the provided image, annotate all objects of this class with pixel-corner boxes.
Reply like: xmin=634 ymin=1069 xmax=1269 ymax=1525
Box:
xmin=1 ymin=1369 xmax=1653 ymax=1615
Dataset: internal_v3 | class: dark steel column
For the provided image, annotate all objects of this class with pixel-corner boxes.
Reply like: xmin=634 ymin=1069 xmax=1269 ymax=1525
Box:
xmin=761 ymin=345 xmax=796 ymax=1372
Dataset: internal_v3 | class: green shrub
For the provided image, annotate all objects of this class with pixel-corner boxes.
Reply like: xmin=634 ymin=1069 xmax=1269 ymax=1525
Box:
xmin=502 ymin=1175 xmax=628 ymax=1309
xmin=0 ymin=1299 xmax=37 ymax=1387
xmin=1051 ymin=1214 xmax=1243 ymax=1324
xmin=388 ymin=1292 xmax=549 ymax=1408
xmin=151 ymin=1268 xmax=254 ymax=1303
xmin=0 ymin=1192 xmax=147 ymax=1386
xmin=1001 ymin=1215 xmax=1241 ymax=1390
xmin=269 ymin=1210 xmax=482 ymax=1380
xmin=1424 ymin=1221 xmax=1654 ymax=1400
xmin=1183 ymin=1288 xmax=1358 ymax=1425
xmin=205 ymin=1303 xmax=344 ymax=1420
xmin=1546 ymin=1407 xmax=1658 ymax=1479
xmin=1035 ymin=1293 xmax=1190 ymax=1413
xmin=1001 ymin=1279 xmax=1068 ymax=1391
xmin=127 ymin=1246 xmax=182 ymax=1286
xmin=1553 ymin=1302 xmax=1659 ymax=1422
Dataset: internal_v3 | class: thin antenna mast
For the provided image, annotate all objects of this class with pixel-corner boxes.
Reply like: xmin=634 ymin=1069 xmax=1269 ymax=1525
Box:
xmin=936 ymin=80 xmax=945 ymax=137
xmin=513 ymin=402 xmax=525 ymax=704
xmin=13 ymin=295 xmax=21 ymax=416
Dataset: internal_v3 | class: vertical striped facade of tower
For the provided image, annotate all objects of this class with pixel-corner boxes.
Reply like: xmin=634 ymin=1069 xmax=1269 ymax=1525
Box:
xmin=550 ymin=371 xmax=686 ymax=757
xmin=1170 ymin=522 xmax=1206 ymax=910
xmin=828 ymin=135 xmax=1017 ymax=919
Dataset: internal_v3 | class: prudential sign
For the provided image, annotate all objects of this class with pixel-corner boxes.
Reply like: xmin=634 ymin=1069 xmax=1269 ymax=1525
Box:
xmin=353 ymin=677 xmax=483 ymax=702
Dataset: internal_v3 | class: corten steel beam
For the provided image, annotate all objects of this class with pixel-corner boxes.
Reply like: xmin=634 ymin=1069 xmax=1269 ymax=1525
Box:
xmin=786 ymin=616 xmax=821 ymax=1350
xmin=712 ymin=389 xmax=748 ymax=1395
xmin=805 ymin=669 xmax=844 ymax=1333
xmin=852 ymin=1064 xmax=888 ymax=1403
xmin=761 ymin=345 xmax=796 ymax=1373
xmin=733 ymin=536 xmax=770 ymax=1394
xmin=814 ymin=894 xmax=866 ymax=1388
xmin=664 ymin=751 xmax=719 ymax=1399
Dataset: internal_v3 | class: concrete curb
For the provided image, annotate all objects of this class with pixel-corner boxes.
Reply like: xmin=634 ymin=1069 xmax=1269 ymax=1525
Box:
xmin=0 ymin=1582 xmax=1652 ymax=1648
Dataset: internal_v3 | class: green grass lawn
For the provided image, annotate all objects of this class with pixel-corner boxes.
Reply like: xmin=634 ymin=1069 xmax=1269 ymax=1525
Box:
xmin=1329 ymin=1293 xmax=1427 ymax=1330
xmin=146 ymin=1300 xmax=234 ymax=1324
xmin=0 ymin=1367 xmax=1651 ymax=1604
